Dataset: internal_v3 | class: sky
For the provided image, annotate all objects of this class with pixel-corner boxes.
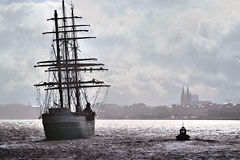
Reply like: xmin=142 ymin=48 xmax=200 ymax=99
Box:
xmin=1 ymin=0 xmax=240 ymax=106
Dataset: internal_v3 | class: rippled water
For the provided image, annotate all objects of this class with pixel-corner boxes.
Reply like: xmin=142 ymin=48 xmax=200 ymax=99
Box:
xmin=0 ymin=120 xmax=239 ymax=159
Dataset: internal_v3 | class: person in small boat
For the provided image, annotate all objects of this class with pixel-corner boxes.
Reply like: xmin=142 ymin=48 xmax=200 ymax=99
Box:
xmin=176 ymin=126 xmax=190 ymax=140
xmin=180 ymin=127 xmax=187 ymax=135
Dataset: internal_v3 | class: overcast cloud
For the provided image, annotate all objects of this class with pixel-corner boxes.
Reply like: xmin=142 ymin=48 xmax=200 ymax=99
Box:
xmin=1 ymin=0 xmax=240 ymax=105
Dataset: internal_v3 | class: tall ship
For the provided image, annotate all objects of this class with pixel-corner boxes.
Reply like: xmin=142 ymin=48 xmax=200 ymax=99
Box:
xmin=34 ymin=0 xmax=110 ymax=140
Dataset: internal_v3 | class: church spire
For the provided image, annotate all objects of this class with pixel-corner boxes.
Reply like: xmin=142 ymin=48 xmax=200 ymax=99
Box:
xmin=181 ymin=86 xmax=185 ymax=105
xmin=186 ymin=85 xmax=191 ymax=105
xmin=186 ymin=85 xmax=189 ymax=95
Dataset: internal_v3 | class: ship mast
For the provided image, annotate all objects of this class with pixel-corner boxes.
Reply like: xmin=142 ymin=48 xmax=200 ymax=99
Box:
xmin=62 ymin=0 xmax=71 ymax=109
xmin=54 ymin=10 xmax=64 ymax=108
xmin=71 ymin=4 xmax=81 ymax=112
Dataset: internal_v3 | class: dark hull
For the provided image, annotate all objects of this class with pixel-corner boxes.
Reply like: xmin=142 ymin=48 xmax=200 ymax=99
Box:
xmin=176 ymin=134 xmax=190 ymax=141
xmin=42 ymin=109 xmax=94 ymax=140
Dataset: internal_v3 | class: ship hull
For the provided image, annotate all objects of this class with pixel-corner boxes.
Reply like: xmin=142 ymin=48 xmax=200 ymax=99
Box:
xmin=42 ymin=109 xmax=95 ymax=140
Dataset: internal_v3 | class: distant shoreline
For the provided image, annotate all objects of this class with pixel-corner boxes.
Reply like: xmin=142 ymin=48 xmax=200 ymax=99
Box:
xmin=1 ymin=103 xmax=240 ymax=120
xmin=0 ymin=118 xmax=239 ymax=120
xmin=97 ymin=118 xmax=240 ymax=120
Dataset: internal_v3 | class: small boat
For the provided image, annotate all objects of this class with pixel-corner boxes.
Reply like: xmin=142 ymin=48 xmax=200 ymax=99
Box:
xmin=176 ymin=126 xmax=190 ymax=140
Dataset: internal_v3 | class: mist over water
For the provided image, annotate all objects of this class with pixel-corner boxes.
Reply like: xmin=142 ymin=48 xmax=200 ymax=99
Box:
xmin=0 ymin=120 xmax=239 ymax=159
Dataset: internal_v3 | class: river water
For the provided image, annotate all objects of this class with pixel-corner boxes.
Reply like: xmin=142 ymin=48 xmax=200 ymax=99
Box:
xmin=0 ymin=120 xmax=239 ymax=159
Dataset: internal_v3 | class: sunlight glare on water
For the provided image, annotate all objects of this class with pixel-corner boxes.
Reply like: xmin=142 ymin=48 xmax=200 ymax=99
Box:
xmin=0 ymin=120 xmax=239 ymax=159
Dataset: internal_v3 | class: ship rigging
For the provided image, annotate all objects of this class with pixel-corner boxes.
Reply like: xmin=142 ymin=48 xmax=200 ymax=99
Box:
xmin=35 ymin=0 xmax=110 ymax=112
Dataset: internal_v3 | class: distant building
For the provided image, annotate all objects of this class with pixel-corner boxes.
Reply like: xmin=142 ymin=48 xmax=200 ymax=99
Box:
xmin=181 ymin=86 xmax=192 ymax=105
xmin=191 ymin=95 xmax=199 ymax=102
xmin=192 ymin=101 xmax=211 ymax=105
xmin=180 ymin=87 xmax=211 ymax=105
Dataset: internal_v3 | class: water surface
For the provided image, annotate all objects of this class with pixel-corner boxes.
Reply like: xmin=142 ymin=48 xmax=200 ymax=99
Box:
xmin=0 ymin=120 xmax=239 ymax=159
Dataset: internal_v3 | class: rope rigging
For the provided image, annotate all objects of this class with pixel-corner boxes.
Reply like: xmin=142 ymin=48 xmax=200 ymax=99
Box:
xmin=96 ymin=87 xmax=109 ymax=119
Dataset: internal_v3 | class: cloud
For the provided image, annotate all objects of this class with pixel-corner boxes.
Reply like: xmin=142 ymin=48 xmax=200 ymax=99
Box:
xmin=1 ymin=0 xmax=240 ymax=105
xmin=0 ymin=0 xmax=58 ymax=5
xmin=0 ymin=1 xmax=58 ymax=104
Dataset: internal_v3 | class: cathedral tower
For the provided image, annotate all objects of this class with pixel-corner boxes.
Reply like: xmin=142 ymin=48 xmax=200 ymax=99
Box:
xmin=180 ymin=86 xmax=192 ymax=105
xmin=181 ymin=87 xmax=185 ymax=105
xmin=186 ymin=86 xmax=192 ymax=105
